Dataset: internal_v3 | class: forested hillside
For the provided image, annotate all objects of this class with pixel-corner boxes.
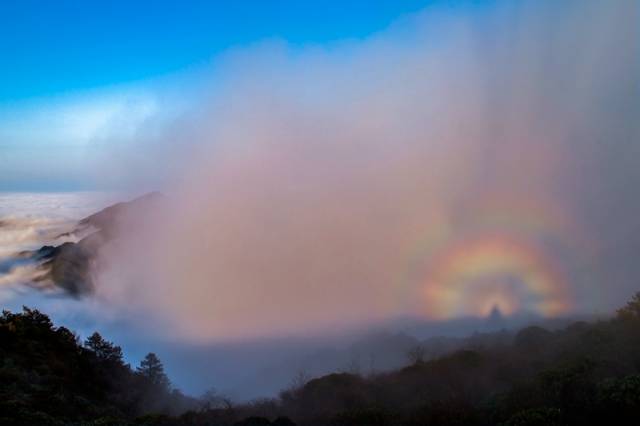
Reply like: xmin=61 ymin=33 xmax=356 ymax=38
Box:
xmin=2 ymin=294 xmax=640 ymax=425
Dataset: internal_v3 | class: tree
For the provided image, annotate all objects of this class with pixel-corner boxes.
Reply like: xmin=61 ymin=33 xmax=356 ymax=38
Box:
xmin=84 ymin=332 xmax=123 ymax=364
xmin=505 ymin=408 xmax=562 ymax=426
xmin=289 ymin=369 xmax=311 ymax=391
xmin=137 ymin=352 xmax=171 ymax=390
xmin=617 ymin=292 xmax=640 ymax=321
xmin=407 ymin=345 xmax=426 ymax=365
xmin=200 ymin=387 xmax=233 ymax=410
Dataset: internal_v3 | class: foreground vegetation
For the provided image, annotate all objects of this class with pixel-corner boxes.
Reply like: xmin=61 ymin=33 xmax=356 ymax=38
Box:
xmin=2 ymin=294 xmax=640 ymax=425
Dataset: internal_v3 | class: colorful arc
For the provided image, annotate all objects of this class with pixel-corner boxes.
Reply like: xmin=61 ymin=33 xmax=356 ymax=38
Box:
xmin=423 ymin=234 xmax=571 ymax=319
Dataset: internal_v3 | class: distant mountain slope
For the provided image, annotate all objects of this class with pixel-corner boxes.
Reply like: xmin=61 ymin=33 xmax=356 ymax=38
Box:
xmin=23 ymin=192 xmax=163 ymax=295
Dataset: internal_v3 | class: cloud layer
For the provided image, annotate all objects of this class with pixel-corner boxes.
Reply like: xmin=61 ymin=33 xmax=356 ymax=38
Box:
xmin=85 ymin=0 xmax=640 ymax=341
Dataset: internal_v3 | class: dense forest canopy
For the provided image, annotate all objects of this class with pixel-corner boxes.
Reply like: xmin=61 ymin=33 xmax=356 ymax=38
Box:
xmin=1 ymin=293 xmax=640 ymax=425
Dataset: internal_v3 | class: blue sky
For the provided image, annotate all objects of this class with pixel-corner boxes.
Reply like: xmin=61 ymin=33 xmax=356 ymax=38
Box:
xmin=0 ymin=0 xmax=432 ymax=191
xmin=0 ymin=0 xmax=429 ymax=103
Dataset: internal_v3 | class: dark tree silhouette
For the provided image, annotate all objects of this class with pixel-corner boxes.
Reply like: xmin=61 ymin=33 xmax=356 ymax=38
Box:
xmin=617 ymin=292 xmax=640 ymax=320
xmin=137 ymin=352 xmax=171 ymax=390
xmin=85 ymin=331 xmax=124 ymax=364
xmin=406 ymin=345 xmax=426 ymax=365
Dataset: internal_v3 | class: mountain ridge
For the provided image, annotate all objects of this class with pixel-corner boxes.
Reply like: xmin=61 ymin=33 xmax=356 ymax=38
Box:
xmin=23 ymin=192 xmax=163 ymax=295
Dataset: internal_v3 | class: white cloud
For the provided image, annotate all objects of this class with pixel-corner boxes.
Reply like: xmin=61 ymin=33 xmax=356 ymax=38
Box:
xmin=0 ymin=89 xmax=158 ymax=147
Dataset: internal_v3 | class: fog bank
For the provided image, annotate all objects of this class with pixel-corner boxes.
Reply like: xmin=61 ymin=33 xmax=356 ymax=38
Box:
xmin=87 ymin=0 xmax=640 ymax=341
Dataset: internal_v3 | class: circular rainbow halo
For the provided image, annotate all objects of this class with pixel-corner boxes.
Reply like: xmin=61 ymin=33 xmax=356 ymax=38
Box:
xmin=422 ymin=234 xmax=571 ymax=319
xmin=409 ymin=196 xmax=581 ymax=320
